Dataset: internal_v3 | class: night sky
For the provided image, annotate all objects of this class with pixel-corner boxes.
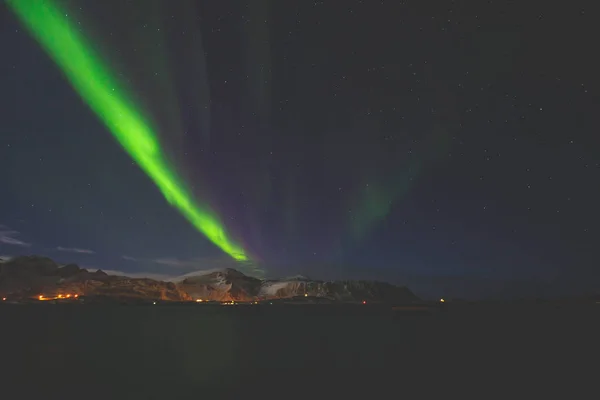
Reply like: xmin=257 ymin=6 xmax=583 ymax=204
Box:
xmin=1 ymin=0 xmax=598 ymax=299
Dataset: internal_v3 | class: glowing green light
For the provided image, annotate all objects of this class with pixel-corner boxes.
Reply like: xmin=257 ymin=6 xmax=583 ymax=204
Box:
xmin=347 ymin=126 xmax=449 ymax=241
xmin=8 ymin=0 xmax=248 ymax=261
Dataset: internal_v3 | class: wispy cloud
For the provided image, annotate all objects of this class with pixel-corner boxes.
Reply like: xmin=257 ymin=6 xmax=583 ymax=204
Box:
xmin=152 ymin=255 xmax=264 ymax=277
xmin=0 ymin=255 xmax=14 ymax=263
xmin=152 ymin=257 xmax=199 ymax=268
xmin=0 ymin=224 xmax=31 ymax=247
xmin=125 ymin=256 xmax=242 ymax=270
xmin=56 ymin=246 xmax=95 ymax=254
xmin=86 ymin=268 xmax=171 ymax=281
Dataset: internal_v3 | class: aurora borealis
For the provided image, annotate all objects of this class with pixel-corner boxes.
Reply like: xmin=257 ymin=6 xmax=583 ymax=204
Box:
xmin=1 ymin=0 xmax=599 ymax=298
xmin=7 ymin=0 xmax=248 ymax=262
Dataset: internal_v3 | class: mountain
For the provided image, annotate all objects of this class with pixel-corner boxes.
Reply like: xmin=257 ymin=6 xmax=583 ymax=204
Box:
xmin=173 ymin=268 xmax=419 ymax=303
xmin=0 ymin=256 xmax=190 ymax=301
xmin=257 ymin=278 xmax=418 ymax=303
xmin=0 ymin=256 xmax=419 ymax=303
xmin=176 ymin=268 xmax=262 ymax=301
xmin=281 ymin=274 xmax=312 ymax=281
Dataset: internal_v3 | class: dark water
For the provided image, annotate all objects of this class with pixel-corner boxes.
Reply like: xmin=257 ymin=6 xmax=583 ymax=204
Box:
xmin=0 ymin=304 xmax=597 ymax=397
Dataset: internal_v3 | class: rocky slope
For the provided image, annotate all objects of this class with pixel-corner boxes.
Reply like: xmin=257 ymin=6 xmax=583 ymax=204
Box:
xmin=174 ymin=268 xmax=419 ymax=303
xmin=0 ymin=256 xmax=190 ymax=301
xmin=176 ymin=268 xmax=263 ymax=301
xmin=0 ymin=256 xmax=419 ymax=303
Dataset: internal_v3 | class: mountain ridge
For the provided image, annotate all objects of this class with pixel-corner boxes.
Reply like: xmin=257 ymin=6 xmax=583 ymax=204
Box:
xmin=0 ymin=255 xmax=419 ymax=303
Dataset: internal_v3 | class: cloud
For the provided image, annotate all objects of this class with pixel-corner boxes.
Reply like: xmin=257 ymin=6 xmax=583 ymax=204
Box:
xmin=152 ymin=256 xmax=244 ymax=269
xmin=168 ymin=268 xmax=235 ymax=282
xmin=0 ymin=255 xmax=14 ymax=263
xmin=121 ymin=255 xmax=138 ymax=261
xmin=0 ymin=225 xmax=31 ymax=247
xmin=56 ymin=246 xmax=95 ymax=254
xmin=152 ymin=255 xmax=264 ymax=277
xmin=152 ymin=257 xmax=198 ymax=268
xmin=86 ymin=268 xmax=171 ymax=281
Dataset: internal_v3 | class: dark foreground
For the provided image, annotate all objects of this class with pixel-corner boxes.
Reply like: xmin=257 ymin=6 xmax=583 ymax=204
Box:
xmin=0 ymin=303 xmax=598 ymax=398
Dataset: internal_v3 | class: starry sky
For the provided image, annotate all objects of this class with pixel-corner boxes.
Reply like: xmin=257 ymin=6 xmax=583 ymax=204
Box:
xmin=1 ymin=0 xmax=598 ymax=299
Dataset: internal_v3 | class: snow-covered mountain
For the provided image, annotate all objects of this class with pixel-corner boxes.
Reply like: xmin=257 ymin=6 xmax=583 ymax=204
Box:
xmin=281 ymin=274 xmax=311 ymax=281
xmin=174 ymin=268 xmax=419 ymax=303
xmin=1 ymin=256 xmax=419 ymax=303
xmin=175 ymin=268 xmax=262 ymax=301
xmin=0 ymin=256 xmax=189 ymax=301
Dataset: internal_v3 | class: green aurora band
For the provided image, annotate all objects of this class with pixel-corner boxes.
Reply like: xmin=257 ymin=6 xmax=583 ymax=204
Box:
xmin=8 ymin=0 xmax=248 ymax=261
xmin=346 ymin=125 xmax=450 ymax=243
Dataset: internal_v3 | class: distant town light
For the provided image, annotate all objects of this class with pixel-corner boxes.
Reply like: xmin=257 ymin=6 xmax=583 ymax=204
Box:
xmin=2 ymin=297 xmax=6 ymax=301
xmin=74 ymin=294 xmax=78 ymax=298
xmin=304 ymin=293 xmax=308 ymax=297
xmin=153 ymin=301 xmax=156 ymax=305
xmin=362 ymin=300 xmax=366 ymax=304
xmin=66 ymin=294 xmax=71 ymax=298
xmin=39 ymin=295 xmax=43 ymax=300
xmin=58 ymin=294 xmax=63 ymax=299
xmin=196 ymin=299 xmax=203 ymax=302
xmin=440 ymin=298 xmax=445 ymax=303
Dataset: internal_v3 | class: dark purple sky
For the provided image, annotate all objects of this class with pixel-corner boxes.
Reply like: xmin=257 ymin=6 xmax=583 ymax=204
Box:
xmin=1 ymin=0 xmax=598 ymax=299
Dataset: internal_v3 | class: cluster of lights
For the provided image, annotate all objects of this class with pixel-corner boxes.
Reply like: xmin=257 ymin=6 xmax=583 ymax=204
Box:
xmin=38 ymin=294 xmax=79 ymax=301
xmin=196 ymin=299 xmax=261 ymax=304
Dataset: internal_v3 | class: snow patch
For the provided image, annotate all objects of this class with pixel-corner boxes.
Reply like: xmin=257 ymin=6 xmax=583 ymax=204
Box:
xmin=259 ymin=280 xmax=306 ymax=297
xmin=169 ymin=268 xmax=227 ymax=282
xmin=282 ymin=274 xmax=311 ymax=281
